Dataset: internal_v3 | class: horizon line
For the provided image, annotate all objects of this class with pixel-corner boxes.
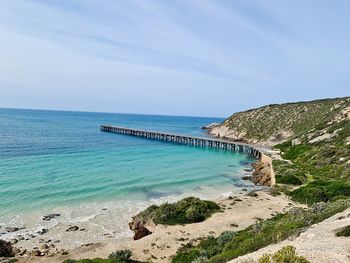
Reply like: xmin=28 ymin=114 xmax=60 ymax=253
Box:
xmin=0 ymin=106 xmax=226 ymax=120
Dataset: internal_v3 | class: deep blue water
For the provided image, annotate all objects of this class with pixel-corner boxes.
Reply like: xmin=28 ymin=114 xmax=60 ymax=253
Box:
xmin=0 ymin=108 xmax=255 ymax=215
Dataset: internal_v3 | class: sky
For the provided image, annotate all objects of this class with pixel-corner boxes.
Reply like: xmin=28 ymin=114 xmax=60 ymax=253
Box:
xmin=0 ymin=0 xmax=349 ymax=117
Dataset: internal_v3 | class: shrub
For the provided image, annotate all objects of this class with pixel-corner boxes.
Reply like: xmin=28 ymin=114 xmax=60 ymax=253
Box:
xmin=281 ymin=144 xmax=311 ymax=160
xmin=217 ymin=231 xmax=235 ymax=246
xmin=272 ymin=160 xmax=306 ymax=186
xmin=63 ymin=250 xmax=138 ymax=263
xmin=274 ymin=140 xmax=292 ymax=151
xmin=247 ymin=192 xmax=258 ymax=197
xmin=108 ymin=250 xmax=132 ymax=261
xmin=276 ymin=174 xmax=302 ymax=185
xmin=258 ymin=246 xmax=310 ymax=263
xmin=172 ymin=250 xmax=200 ymax=263
xmin=139 ymin=197 xmax=220 ymax=225
xmin=335 ymin=225 xmax=350 ymax=237
xmin=291 ymin=180 xmax=350 ymax=205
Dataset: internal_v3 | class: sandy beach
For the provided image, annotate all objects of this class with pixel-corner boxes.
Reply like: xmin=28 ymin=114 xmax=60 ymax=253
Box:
xmin=11 ymin=190 xmax=299 ymax=263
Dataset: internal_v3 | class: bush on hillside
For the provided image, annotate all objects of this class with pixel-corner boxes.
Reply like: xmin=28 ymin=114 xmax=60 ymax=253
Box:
xmin=258 ymin=246 xmax=310 ymax=263
xmin=291 ymin=180 xmax=350 ymax=205
xmin=272 ymin=160 xmax=306 ymax=186
xmin=275 ymin=174 xmax=302 ymax=185
xmin=281 ymin=144 xmax=311 ymax=160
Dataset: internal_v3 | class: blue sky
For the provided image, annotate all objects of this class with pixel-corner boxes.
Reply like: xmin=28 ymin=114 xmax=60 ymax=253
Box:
xmin=0 ymin=0 xmax=349 ymax=117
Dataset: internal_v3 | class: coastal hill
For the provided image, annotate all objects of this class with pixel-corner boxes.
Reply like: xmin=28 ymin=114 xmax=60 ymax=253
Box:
xmin=209 ymin=96 xmax=350 ymax=147
xmin=210 ymin=96 xmax=350 ymax=204
xmin=171 ymin=96 xmax=350 ymax=262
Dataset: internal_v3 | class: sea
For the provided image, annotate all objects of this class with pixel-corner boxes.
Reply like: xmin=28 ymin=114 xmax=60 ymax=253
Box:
xmin=0 ymin=108 xmax=256 ymax=242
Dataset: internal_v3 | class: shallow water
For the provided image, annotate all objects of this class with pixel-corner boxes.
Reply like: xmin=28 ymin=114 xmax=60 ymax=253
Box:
xmin=0 ymin=108 xmax=255 ymax=219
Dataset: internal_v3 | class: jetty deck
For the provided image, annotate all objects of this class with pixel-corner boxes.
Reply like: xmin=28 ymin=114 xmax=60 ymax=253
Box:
xmin=100 ymin=125 xmax=261 ymax=159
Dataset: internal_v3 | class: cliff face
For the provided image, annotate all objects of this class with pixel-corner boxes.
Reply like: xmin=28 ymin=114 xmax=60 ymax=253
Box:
xmin=209 ymin=97 xmax=350 ymax=147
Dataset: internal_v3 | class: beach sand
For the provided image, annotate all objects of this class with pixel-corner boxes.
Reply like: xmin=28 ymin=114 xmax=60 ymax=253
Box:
xmin=14 ymin=190 xmax=299 ymax=263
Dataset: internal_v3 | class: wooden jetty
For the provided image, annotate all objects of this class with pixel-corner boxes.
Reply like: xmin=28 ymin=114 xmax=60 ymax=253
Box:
xmin=100 ymin=125 xmax=261 ymax=159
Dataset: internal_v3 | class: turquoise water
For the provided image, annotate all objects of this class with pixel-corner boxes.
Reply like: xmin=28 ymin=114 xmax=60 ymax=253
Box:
xmin=0 ymin=108 xmax=255 ymax=216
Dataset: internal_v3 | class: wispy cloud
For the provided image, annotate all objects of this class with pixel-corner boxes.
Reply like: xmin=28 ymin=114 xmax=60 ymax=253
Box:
xmin=0 ymin=0 xmax=349 ymax=116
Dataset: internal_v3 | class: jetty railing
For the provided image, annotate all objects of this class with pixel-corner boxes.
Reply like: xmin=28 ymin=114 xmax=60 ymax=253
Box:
xmin=100 ymin=125 xmax=261 ymax=159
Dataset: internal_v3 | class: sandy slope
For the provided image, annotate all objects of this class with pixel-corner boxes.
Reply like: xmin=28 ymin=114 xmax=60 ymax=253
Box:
xmin=231 ymin=208 xmax=350 ymax=263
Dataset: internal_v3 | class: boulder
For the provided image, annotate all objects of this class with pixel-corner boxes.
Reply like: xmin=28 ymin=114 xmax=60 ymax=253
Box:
xmin=241 ymin=176 xmax=252 ymax=181
xmin=66 ymin=226 xmax=79 ymax=232
xmin=0 ymin=239 xmax=15 ymax=257
xmin=12 ymin=247 xmax=21 ymax=255
xmin=292 ymin=138 xmax=301 ymax=145
xmin=19 ymin=248 xmax=27 ymax=256
xmin=5 ymin=227 xmax=19 ymax=233
xmin=31 ymin=250 xmax=43 ymax=256
xmin=42 ymin=213 xmax=60 ymax=221
xmin=128 ymin=218 xmax=152 ymax=240
xmin=41 ymin=244 xmax=49 ymax=250
xmin=37 ymin=228 xmax=48 ymax=235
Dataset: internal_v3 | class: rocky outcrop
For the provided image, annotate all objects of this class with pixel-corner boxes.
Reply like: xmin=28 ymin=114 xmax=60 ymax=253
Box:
xmin=0 ymin=239 xmax=15 ymax=257
xmin=250 ymin=154 xmax=275 ymax=186
xmin=128 ymin=217 xmax=152 ymax=240
xmin=201 ymin=123 xmax=220 ymax=130
xmin=208 ymin=125 xmax=247 ymax=142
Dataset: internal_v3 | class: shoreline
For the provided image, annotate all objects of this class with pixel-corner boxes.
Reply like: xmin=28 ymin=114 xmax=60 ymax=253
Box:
xmin=1 ymin=183 xmax=256 ymax=259
xmin=10 ymin=189 xmax=298 ymax=263
xmin=1 ymin=133 xmax=275 ymax=263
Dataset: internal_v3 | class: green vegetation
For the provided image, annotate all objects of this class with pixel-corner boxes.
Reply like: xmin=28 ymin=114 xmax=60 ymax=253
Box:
xmin=280 ymin=144 xmax=311 ymax=160
xmin=63 ymin=250 xmax=140 ymax=263
xmin=291 ymin=180 xmax=350 ymax=205
xmin=273 ymin=160 xmax=306 ymax=185
xmin=137 ymin=197 xmax=220 ymax=225
xmin=221 ymin=97 xmax=350 ymax=204
xmin=171 ymin=199 xmax=350 ymax=263
xmin=335 ymin=225 xmax=350 ymax=237
xmin=274 ymin=137 xmax=350 ymax=204
xmin=257 ymin=246 xmax=310 ymax=263
xmin=224 ymin=97 xmax=350 ymax=142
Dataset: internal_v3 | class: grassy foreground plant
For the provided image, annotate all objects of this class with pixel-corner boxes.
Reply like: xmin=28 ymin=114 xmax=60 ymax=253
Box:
xmin=257 ymin=246 xmax=310 ymax=263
